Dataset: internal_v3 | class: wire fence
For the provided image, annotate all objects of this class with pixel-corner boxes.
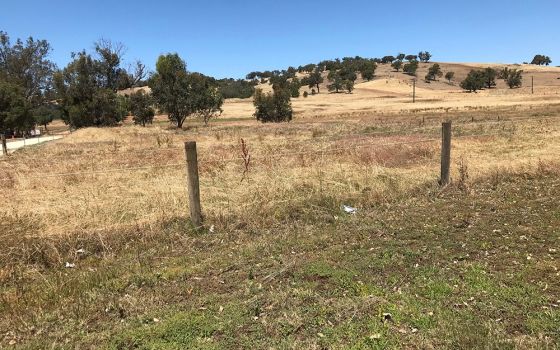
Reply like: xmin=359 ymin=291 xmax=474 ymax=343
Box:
xmin=1 ymin=118 xmax=557 ymax=238
xmin=2 ymin=112 xmax=554 ymax=165
xmin=0 ymin=130 xmax=526 ymax=184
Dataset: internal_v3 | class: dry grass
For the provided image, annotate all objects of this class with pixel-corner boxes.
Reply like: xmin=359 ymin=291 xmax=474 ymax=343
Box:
xmin=1 ymin=83 xmax=560 ymax=348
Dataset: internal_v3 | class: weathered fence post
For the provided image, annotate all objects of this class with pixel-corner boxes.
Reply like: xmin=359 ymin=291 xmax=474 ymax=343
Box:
xmin=1 ymin=134 xmax=7 ymax=156
xmin=184 ymin=141 xmax=202 ymax=228
xmin=413 ymin=79 xmax=416 ymax=103
xmin=440 ymin=121 xmax=452 ymax=186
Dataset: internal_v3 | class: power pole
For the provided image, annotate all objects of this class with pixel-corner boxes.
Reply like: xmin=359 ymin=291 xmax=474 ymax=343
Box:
xmin=532 ymin=76 xmax=534 ymax=94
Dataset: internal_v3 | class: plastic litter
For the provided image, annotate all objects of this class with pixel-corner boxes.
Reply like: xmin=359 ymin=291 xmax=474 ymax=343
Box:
xmin=342 ymin=205 xmax=357 ymax=214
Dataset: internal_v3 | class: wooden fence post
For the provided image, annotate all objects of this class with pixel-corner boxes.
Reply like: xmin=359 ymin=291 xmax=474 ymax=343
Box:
xmin=440 ymin=121 xmax=452 ymax=186
xmin=1 ymin=134 xmax=7 ymax=156
xmin=184 ymin=141 xmax=202 ymax=228
xmin=413 ymin=79 xmax=416 ymax=103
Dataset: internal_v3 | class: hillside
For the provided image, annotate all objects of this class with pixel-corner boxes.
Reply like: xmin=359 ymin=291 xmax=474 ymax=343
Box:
xmin=221 ymin=62 xmax=560 ymax=120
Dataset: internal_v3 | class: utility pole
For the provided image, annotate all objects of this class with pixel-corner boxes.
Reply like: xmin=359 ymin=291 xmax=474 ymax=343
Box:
xmin=413 ymin=79 xmax=416 ymax=103
xmin=531 ymin=76 xmax=534 ymax=94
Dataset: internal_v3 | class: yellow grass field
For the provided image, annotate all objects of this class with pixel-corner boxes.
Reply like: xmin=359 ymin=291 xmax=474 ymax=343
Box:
xmin=1 ymin=62 xmax=560 ymax=348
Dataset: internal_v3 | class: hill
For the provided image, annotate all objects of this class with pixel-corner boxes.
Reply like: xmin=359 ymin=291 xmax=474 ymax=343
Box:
xmin=221 ymin=62 xmax=560 ymax=120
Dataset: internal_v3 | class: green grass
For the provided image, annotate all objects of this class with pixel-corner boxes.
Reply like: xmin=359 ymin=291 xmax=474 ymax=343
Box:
xmin=2 ymin=170 xmax=560 ymax=349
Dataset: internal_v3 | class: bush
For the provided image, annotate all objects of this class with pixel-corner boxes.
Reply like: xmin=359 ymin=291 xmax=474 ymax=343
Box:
xmin=505 ymin=69 xmax=523 ymax=88
xmin=391 ymin=60 xmax=403 ymax=72
xmin=531 ymin=55 xmax=551 ymax=66
xmin=253 ymin=88 xmax=292 ymax=123
xmin=129 ymin=90 xmax=155 ymax=126
xmin=418 ymin=51 xmax=432 ymax=63
xmin=483 ymin=67 xmax=497 ymax=88
xmin=460 ymin=70 xmax=486 ymax=92
xmin=445 ymin=71 xmax=455 ymax=83
xmin=403 ymin=60 xmax=419 ymax=76
xmin=217 ymin=79 xmax=256 ymax=99
xmin=303 ymin=91 xmax=309 ymax=98
xmin=425 ymin=63 xmax=443 ymax=81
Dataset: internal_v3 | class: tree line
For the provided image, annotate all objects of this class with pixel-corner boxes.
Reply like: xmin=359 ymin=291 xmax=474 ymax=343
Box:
xmin=1 ymin=29 xmax=552 ymax=132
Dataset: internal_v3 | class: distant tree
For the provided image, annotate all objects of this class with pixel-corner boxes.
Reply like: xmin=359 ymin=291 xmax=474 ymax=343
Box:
xmin=129 ymin=60 xmax=149 ymax=87
xmin=129 ymin=90 xmax=155 ymax=126
xmin=194 ymin=84 xmax=224 ymax=126
xmin=149 ymin=53 xmax=195 ymax=128
xmin=460 ymin=70 xmax=486 ymax=92
xmin=483 ymin=67 xmax=497 ymax=88
xmin=531 ymin=55 xmax=552 ymax=66
xmin=302 ymin=64 xmax=317 ymax=73
xmin=0 ymin=81 xmax=33 ymax=135
xmin=505 ymin=69 xmax=523 ymax=88
xmin=253 ymin=88 xmax=292 ymax=123
xmin=403 ymin=60 xmax=419 ymax=76
xmin=54 ymin=51 xmax=126 ymax=127
xmin=94 ymin=39 xmax=129 ymax=91
xmin=217 ymin=79 xmax=256 ymax=99
xmin=246 ymin=72 xmax=259 ymax=80
xmin=345 ymin=80 xmax=355 ymax=93
xmin=307 ymin=69 xmax=324 ymax=93
xmin=327 ymin=70 xmax=343 ymax=93
xmin=303 ymin=91 xmax=309 ymax=98
xmin=405 ymin=54 xmax=418 ymax=62
xmin=418 ymin=51 xmax=432 ymax=63
xmin=445 ymin=71 xmax=455 ymax=83
xmin=396 ymin=53 xmax=406 ymax=61
xmin=289 ymin=77 xmax=301 ymax=98
xmin=340 ymin=67 xmax=357 ymax=93
xmin=360 ymin=60 xmax=377 ymax=81
xmin=497 ymin=67 xmax=510 ymax=80
xmin=381 ymin=56 xmax=396 ymax=64
xmin=0 ymin=31 xmax=57 ymax=107
xmin=425 ymin=63 xmax=443 ymax=81
xmin=391 ymin=60 xmax=403 ymax=72
xmin=286 ymin=66 xmax=297 ymax=78
xmin=322 ymin=59 xmax=342 ymax=71
xmin=33 ymin=104 xmax=59 ymax=131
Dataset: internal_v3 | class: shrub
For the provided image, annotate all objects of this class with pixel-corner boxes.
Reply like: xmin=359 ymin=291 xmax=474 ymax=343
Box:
xmin=483 ymin=67 xmax=497 ymax=88
xmin=418 ymin=51 xmax=432 ymax=63
xmin=425 ymin=63 xmax=443 ymax=81
xmin=253 ymin=88 xmax=292 ymax=123
xmin=405 ymin=54 xmax=418 ymax=61
xmin=445 ymin=71 xmax=455 ymax=83
xmin=303 ymin=91 xmax=309 ymax=98
xmin=531 ymin=55 xmax=551 ymax=66
xmin=403 ymin=60 xmax=419 ymax=76
xmin=460 ymin=70 xmax=486 ymax=92
xmin=381 ymin=56 xmax=395 ymax=64
xmin=129 ymin=90 xmax=155 ymax=126
xmin=505 ymin=69 xmax=523 ymax=88
xmin=391 ymin=60 xmax=403 ymax=72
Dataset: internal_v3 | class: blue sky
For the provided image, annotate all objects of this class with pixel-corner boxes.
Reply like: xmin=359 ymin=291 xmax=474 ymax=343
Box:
xmin=1 ymin=0 xmax=559 ymax=78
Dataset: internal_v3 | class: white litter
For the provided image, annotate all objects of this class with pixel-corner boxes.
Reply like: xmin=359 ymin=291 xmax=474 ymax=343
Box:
xmin=65 ymin=262 xmax=76 ymax=268
xmin=209 ymin=225 xmax=215 ymax=233
xmin=76 ymin=248 xmax=85 ymax=254
xmin=342 ymin=205 xmax=357 ymax=214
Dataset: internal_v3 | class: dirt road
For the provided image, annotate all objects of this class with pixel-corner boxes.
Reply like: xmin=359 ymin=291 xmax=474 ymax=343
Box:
xmin=1 ymin=135 xmax=63 ymax=156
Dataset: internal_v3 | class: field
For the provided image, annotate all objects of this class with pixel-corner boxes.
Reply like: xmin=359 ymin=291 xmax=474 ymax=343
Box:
xmin=1 ymin=62 xmax=560 ymax=349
